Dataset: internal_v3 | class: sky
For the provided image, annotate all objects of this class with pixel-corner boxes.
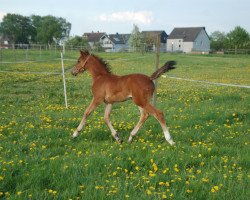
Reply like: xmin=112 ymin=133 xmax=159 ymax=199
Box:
xmin=0 ymin=0 xmax=250 ymax=36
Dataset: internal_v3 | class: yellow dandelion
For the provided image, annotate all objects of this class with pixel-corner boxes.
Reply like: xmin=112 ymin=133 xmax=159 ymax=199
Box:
xmin=146 ymin=189 xmax=152 ymax=195
xmin=202 ymin=177 xmax=209 ymax=183
xmin=186 ymin=189 xmax=193 ymax=193
xmin=163 ymin=167 xmax=169 ymax=174
xmin=174 ymin=167 xmax=179 ymax=172
xmin=214 ymin=186 xmax=219 ymax=191
xmin=211 ymin=185 xmax=219 ymax=193
xmin=149 ymin=171 xmax=156 ymax=177
xmin=79 ymin=185 xmax=85 ymax=189
xmin=152 ymin=163 xmax=158 ymax=172
xmin=48 ymin=189 xmax=53 ymax=194
xmin=159 ymin=182 xmax=165 ymax=186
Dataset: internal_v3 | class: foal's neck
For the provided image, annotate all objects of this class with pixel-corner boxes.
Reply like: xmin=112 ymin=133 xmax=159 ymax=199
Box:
xmin=87 ymin=59 xmax=111 ymax=79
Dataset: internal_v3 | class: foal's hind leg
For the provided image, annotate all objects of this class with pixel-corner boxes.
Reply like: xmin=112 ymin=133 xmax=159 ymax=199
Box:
xmin=104 ymin=104 xmax=122 ymax=143
xmin=128 ymin=107 xmax=149 ymax=143
xmin=72 ymin=99 xmax=101 ymax=138
xmin=144 ymin=104 xmax=175 ymax=146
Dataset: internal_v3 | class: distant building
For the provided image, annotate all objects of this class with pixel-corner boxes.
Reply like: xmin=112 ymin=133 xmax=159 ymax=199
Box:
xmin=83 ymin=32 xmax=106 ymax=49
xmin=100 ymin=33 xmax=130 ymax=52
xmin=167 ymin=27 xmax=210 ymax=53
xmin=142 ymin=30 xmax=168 ymax=52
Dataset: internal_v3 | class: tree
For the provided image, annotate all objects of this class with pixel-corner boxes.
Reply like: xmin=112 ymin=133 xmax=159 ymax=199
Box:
xmin=65 ymin=35 xmax=88 ymax=47
xmin=225 ymin=26 xmax=250 ymax=50
xmin=30 ymin=15 xmax=43 ymax=42
xmin=210 ymin=31 xmax=227 ymax=51
xmin=128 ymin=24 xmax=144 ymax=52
xmin=0 ymin=13 xmax=35 ymax=44
xmin=36 ymin=15 xmax=71 ymax=45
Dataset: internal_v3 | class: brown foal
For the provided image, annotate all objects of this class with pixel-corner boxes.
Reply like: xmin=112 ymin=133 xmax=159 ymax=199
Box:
xmin=71 ymin=50 xmax=176 ymax=145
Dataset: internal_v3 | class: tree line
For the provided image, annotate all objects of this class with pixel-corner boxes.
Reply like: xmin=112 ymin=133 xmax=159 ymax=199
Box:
xmin=1 ymin=13 xmax=249 ymax=52
xmin=0 ymin=13 xmax=71 ymax=46
xmin=210 ymin=26 xmax=250 ymax=51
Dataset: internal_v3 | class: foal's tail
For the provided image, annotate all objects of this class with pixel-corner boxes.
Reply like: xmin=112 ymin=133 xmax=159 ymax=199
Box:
xmin=150 ymin=61 xmax=176 ymax=80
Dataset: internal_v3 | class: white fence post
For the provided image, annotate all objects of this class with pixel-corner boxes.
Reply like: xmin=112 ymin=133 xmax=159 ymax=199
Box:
xmin=61 ymin=52 xmax=68 ymax=108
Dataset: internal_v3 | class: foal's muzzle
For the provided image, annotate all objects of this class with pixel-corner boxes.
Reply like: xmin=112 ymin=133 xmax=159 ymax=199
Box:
xmin=71 ymin=68 xmax=78 ymax=76
xmin=71 ymin=67 xmax=85 ymax=76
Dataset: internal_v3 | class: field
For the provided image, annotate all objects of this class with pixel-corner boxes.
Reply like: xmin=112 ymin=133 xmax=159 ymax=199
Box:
xmin=0 ymin=50 xmax=249 ymax=199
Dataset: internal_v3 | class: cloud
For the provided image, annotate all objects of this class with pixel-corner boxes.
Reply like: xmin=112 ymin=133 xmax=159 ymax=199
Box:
xmin=98 ymin=11 xmax=153 ymax=25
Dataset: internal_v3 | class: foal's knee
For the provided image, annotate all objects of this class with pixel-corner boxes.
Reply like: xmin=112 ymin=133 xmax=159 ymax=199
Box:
xmin=156 ymin=110 xmax=165 ymax=123
xmin=104 ymin=116 xmax=109 ymax=124
xmin=142 ymin=112 xmax=149 ymax=120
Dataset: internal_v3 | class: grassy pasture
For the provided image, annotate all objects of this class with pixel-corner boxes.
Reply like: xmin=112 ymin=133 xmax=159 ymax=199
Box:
xmin=0 ymin=50 xmax=249 ymax=199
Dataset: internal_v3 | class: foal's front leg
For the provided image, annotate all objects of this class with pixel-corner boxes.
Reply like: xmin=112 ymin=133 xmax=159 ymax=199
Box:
xmin=72 ymin=99 xmax=100 ymax=138
xmin=104 ymin=104 xmax=122 ymax=143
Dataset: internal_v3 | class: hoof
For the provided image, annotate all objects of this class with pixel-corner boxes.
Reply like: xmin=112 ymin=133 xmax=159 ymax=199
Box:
xmin=72 ymin=131 xmax=79 ymax=138
xmin=168 ymin=139 xmax=175 ymax=146
xmin=116 ymin=139 xmax=123 ymax=144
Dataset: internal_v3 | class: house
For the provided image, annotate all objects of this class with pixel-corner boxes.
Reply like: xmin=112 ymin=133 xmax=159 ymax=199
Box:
xmin=142 ymin=30 xmax=168 ymax=52
xmin=167 ymin=27 xmax=210 ymax=53
xmin=100 ymin=33 xmax=130 ymax=52
xmin=83 ymin=31 xmax=106 ymax=49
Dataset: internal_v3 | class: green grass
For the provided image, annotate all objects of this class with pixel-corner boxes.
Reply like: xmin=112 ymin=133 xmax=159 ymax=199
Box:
xmin=0 ymin=50 xmax=249 ymax=199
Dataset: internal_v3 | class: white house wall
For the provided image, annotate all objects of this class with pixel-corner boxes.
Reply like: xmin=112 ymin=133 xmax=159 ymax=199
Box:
xmin=101 ymin=37 xmax=113 ymax=49
xmin=166 ymin=39 xmax=184 ymax=52
xmin=183 ymin=42 xmax=194 ymax=53
xmin=167 ymin=39 xmax=194 ymax=53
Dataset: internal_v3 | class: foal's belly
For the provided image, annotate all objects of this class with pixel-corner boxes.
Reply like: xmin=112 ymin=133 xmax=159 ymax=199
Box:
xmin=104 ymin=92 xmax=132 ymax=103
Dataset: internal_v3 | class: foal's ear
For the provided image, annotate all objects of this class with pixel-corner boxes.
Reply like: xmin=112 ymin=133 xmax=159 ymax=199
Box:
xmin=80 ymin=50 xmax=85 ymax=56
xmin=80 ymin=49 xmax=89 ymax=56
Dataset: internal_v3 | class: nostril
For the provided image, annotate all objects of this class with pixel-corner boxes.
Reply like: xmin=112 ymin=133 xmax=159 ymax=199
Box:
xmin=71 ymin=70 xmax=77 ymax=76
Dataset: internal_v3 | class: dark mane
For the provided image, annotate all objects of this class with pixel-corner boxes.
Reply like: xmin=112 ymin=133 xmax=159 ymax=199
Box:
xmin=83 ymin=49 xmax=112 ymax=73
xmin=92 ymin=54 xmax=112 ymax=74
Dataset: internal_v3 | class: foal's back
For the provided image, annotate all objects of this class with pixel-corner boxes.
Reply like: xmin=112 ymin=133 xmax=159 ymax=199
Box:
xmin=95 ymin=73 xmax=155 ymax=106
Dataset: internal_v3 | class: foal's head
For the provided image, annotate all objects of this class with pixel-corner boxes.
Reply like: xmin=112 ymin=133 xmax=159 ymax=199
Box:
xmin=71 ymin=50 xmax=91 ymax=76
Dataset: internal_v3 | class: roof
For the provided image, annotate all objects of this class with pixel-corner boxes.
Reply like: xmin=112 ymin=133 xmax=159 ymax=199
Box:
xmin=101 ymin=33 xmax=131 ymax=44
xmin=142 ymin=30 xmax=166 ymax=35
xmin=83 ymin=32 xmax=106 ymax=42
xmin=142 ymin=30 xmax=168 ymax=43
xmin=168 ymin=27 xmax=207 ymax=42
